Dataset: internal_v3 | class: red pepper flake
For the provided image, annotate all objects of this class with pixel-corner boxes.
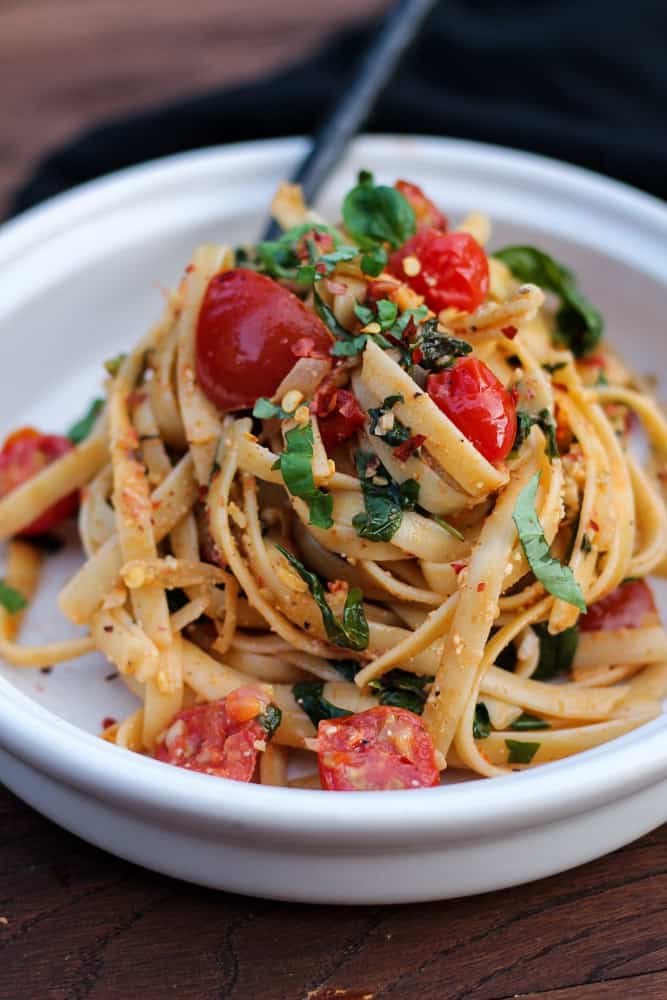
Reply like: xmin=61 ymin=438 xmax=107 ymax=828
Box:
xmin=451 ymin=561 xmax=466 ymax=575
xmin=393 ymin=434 xmax=426 ymax=462
xmin=102 ymin=716 xmax=117 ymax=730
xmin=477 ymin=582 xmax=487 ymax=592
xmin=325 ymin=279 xmax=347 ymax=296
xmin=315 ymin=262 xmax=328 ymax=276
xmin=311 ymin=230 xmax=334 ymax=251
xmin=185 ymin=264 xmax=195 ymax=274
xmin=103 ymin=625 xmax=114 ymax=634
xmin=411 ymin=347 xmax=424 ymax=365
xmin=501 ymin=325 xmax=518 ymax=339
xmin=311 ymin=384 xmax=338 ymax=418
xmin=327 ymin=580 xmax=347 ymax=595
xmin=589 ymin=519 xmax=599 ymax=532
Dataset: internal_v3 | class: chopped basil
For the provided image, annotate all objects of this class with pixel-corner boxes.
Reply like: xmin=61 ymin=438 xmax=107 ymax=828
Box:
xmin=368 ymin=394 xmax=411 ymax=447
xmin=369 ymin=669 xmax=433 ymax=715
xmin=353 ymin=451 xmax=419 ymax=542
xmin=67 ymin=398 xmax=105 ymax=444
xmin=493 ymin=246 xmax=603 ymax=357
xmin=429 ymin=513 xmax=465 ymax=542
xmin=513 ymin=473 xmax=586 ymax=611
xmin=257 ymin=704 xmax=282 ymax=739
xmin=276 ymin=546 xmax=369 ymax=651
xmin=0 ymin=581 xmax=27 ymax=614
xmin=410 ymin=319 xmax=473 ymax=371
xmin=473 ymin=702 xmax=491 ymax=739
xmin=505 ymin=739 xmax=541 ymax=765
xmin=243 ymin=223 xmax=348 ymax=282
xmin=293 ymin=681 xmax=352 ymax=728
xmin=512 ymin=408 xmax=559 ymax=460
xmin=342 ymin=170 xmax=416 ymax=251
xmin=532 ymin=623 xmax=579 ymax=681
xmin=542 ymin=361 xmax=567 ymax=374
xmin=510 ymin=712 xmax=550 ymax=731
xmin=360 ymin=245 xmax=389 ymax=277
xmin=297 ymin=245 xmax=359 ymax=284
xmin=273 ymin=422 xmax=333 ymax=529
xmin=252 ymin=398 xmax=292 ymax=420
xmin=354 ymin=298 xmax=398 ymax=332
xmin=104 ymin=353 xmax=127 ymax=377
xmin=331 ymin=335 xmax=370 ymax=358
xmin=332 ymin=659 xmax=361 ymax=682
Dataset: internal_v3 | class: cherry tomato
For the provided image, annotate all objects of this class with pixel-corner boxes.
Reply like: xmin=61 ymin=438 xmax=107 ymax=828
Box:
xmin=315 ymin=706 xmax=440 ymax=791
xmin=579 ymin=579 xmax=658 ymax=632
xmin=195 ymin=269 xmax=333 ymax=412
xmin=154 ymin=686 xmax=274 ymax=781
xmin=427 ymin=358 xmax=517 ymax=464
xmin=388 ymin=229 xmax=489 ymax=313
xmin=314 ymin=388 xmax=365 ymax=452
xmin=0 ymin=427 xmax=78 ymax=535
xmin=395 ymin=179 xmax=448 ymax=231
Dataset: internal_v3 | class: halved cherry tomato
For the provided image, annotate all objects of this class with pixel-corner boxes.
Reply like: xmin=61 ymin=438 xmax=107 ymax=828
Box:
xmin=195 ymin=269 xmax=333 ymax=412
xmin=313 ymin=388 xmax=365 ymax=452
xmin=395 ymin=179 xmax=448 ymax=231
xmin=154 ymin=686 xmax=273 ymax=781
xmin=388 ymin=229 xmax=489 ymax=313
xmin=579 ymin=579 xmax=658 ymax=632
xmin=427 ymin=358 xmax=517 ymax=464
xmin=314 ymin=706 xmax=440 ymax=791
xmin=0 ymin=427 xmax=78 ymax=535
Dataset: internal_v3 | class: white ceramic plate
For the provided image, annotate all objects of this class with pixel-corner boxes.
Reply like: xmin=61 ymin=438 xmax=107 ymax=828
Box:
xmin=1 ymin=136 xmax=666 ymax=904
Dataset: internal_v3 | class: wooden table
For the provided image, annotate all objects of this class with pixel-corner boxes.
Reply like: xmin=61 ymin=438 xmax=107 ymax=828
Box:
xmin=1 ymin=3 xmax=666 ymax=998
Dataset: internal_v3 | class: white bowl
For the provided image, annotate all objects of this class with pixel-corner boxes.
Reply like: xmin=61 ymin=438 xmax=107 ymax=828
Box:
xmin=1 ymin=135 xmax=666 ymax=904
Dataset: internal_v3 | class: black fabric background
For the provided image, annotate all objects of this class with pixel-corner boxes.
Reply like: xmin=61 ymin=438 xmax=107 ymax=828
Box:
xmin=9 ymin=1 xmax=667 ymax=216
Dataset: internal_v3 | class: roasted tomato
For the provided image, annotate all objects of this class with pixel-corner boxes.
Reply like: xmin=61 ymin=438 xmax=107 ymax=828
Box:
xmin=313 ymin=388 xmax=365 ymax=452
xmin=0 ymin=427 xmax=78 ymax=535
xmin=395 ymin=179 xmax=448 ymax=231
xmin=427 ymin=358 xmax=517 ymax=464
xmin=195 ymin=269 xmax=333 ymax=412
xmin=579 ymin=579 xmax=658 ymax=632
xmin=388 ymin=229 xmax=489 ymax=313
xmin=154 ymin=686 xmax=279 ymax=781
xmin=314 ymin=706 xmax=440 ymax=791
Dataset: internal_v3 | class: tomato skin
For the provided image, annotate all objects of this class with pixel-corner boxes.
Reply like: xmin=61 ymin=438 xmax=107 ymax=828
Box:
xmin=427 ymin=358 xmax=517 ymax=464
xmin=388 ymin=229 xmax=489 ymax=313
xmin=0 ymin=427 xmax=78 ymax=535
xmin=154 ymin=686 xmax=272 ymax=781
xmin=314 ymin=389 xmax=365 ymax=452
xmin=580 ymin=579 xmax=658 ymax=632
xmin=195 ymin=269 xmax=333 ymax=412
xmin=395 ymin=180 xmax=448 ymax=231
xmin=315 ymin=706 xmax=440 ymax=791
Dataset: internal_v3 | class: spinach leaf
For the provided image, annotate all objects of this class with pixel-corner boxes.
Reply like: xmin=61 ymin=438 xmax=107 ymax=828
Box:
xmin=342 ymin=170 xmax=416 ymax=251
xmin=368 ymin=394 xmax=411 ymax=448
xmin=505 ymin=739 xmax=541 ymax=765
xmin=532 ymin=623 xmax=579 ymax=680
xmin=512 ymin=408 xmax=559 ymax=460
xmin=276 ymin=546 xmax=369 ymax=651
xmin=273 ymin=422 xmax=333 ymax=529
xmin=513 ymin=473 xmax=586 ymax=611
xmin=67 ymin=398 xmax=105 ymax=444
xmin=257 ymin=704 xmax=283 ymax=739
xmin=510 ymin=712 xmax=550 ymax=731
xmin=244 ymin=223 xmax=349 ymax=282
xmin=0 ymin=580 xmax=27 ymax=614
xmin=369 ymin=669 xmax=433 ymax=715
xmin=353 ymin=451 xmax=419 ymax=542
xmin=332 ymin=660 xmax=361 ymax=682
xmin=473 ymin=703 xmax=491 ymax=739
xmin=293 ymin=681 xmax=352 ymax=728
xmin=410 ymin=319 xmax=472 ymax=371
xmin=493 ymin=245 xmax=603 ymax=357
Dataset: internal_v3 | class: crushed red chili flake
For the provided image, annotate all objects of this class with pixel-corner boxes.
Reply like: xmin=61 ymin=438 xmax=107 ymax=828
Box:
xmin=452 ymin=561 xmax=466 ymax=575
xmin=589 ymin=519 xmax=600 ymax=532
xmin=315 ymin=262 xmax=328 ymax=275
xmin=311 ymin=384 xmax=338 ymax=418
xmin=411 ymin=347 xmax=424 ymax=365
xmin=327 ymin=580 xmax=347 ymax=594
xmin=501 ymin=325 xmax=518 ymax=339
xmin=185 ymin=264 xmax=195 ymax=274
xmin=393 ymin=434 xmax=426 ymax=462
xmin=477 ymin=582 xmax=487 ymax=592
xmin=102 ymin=716 xmax=117 ymax=730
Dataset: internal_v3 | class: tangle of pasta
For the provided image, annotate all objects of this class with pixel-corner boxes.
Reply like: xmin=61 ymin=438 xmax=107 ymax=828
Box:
xmin=1 ymin=173 xmax=666 ymax=790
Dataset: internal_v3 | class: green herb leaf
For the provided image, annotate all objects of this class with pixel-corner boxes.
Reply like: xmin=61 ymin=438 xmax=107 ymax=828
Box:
xmin=0 ymin=580 xmax=27 ymax=614
xmin=257 ymin=704 xmax=283 ymax=739
xmin=104 ymin=353 xmax=127 ymax=377
xmin=273 ymin=422 xmax=333 ymax=529
xmin=293 ymin=682 xmax=352 ymax=728
xmin=297 ymin=245 xmax=359 ymax=284
xmin=243 ymin=223 xmax=347 ymax=281
xmin=493 ymin=246 xmax=603 ymax=357
xmin=410 ymin=319 xmax=473 ymax=371
xmin=67 ymin=398 xmax=104 ymax=444
xmin=532 ymin=623 xmax=579 ymax=680
xmin=330 ymin=335 xmax=369 ymax=358
xmin=505 ymin=739 xmax=541 ymax=764
xmin=429 ymin=513 xmax=465 ymax=542
xmin=332 ymin=660 xmax=361 ymax=682
xmin=369 ymin=669 xmax=433 ymax=715
xmin=342 ymin=171 xmax=416 ymax=251
xmin=313 ymin=285 xmax=351 ymax=341
xmin=581 ymin=533 xmax=593 ymax=554
xmin=368 ymin=394 xmax=412 ymax=448
xmin=276 ymin=546 xmax=369 ymax=651
xmin=353 ymin=451 xmax=419 ymax=542
xmin=509 ymin=712 xmax=550 ymax=731
xmin=252 ymin=398 xmax=291 ymax=420
xmin=512 ymin=408 xmax=559 ymax=460
xmin=360 ymin=246 xmax=389 ymax=276
xmin=473 ymin=703 xmax=491 ymax=739
xmin=513 ymin=473 xmax=586 ymax=611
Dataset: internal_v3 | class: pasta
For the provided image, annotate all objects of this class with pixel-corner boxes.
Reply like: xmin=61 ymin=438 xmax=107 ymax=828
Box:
xmin=1 ymin=171 xmax=666 ymax=791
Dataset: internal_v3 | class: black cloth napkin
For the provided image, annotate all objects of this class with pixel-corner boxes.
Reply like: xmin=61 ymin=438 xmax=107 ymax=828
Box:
xmin=10 ymin=0 xmax=667 ymax=216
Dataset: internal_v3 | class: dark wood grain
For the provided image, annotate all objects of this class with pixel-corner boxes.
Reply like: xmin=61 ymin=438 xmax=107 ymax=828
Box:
xmin=1 ymin=3 xmax=666 ymax=998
